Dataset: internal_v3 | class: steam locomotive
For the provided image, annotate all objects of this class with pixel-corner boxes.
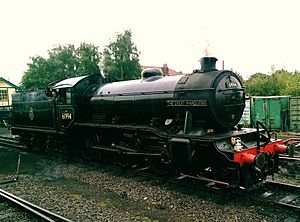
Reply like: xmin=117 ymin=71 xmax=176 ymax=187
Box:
xmin=11 ymin=57 xmax=294 ymax=188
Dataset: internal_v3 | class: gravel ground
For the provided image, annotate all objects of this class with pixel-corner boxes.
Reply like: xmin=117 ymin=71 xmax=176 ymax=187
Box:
xmin=0 ymin=147 xmax=298 ymax=222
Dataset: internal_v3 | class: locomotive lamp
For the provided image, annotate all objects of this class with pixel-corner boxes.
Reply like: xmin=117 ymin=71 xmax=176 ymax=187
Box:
xmin=233 ymin=138 xmax=243 ymax=152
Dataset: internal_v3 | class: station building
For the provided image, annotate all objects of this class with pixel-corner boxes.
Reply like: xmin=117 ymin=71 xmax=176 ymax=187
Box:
xmin=0 ymin=77 xmax=18 ymax=127
xmin=0 ymin=77 xmax=18 ymax=108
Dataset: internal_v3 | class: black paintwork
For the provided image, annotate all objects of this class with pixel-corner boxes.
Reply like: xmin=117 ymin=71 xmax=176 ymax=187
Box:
xmin=11 ymin=74 xmax=103 ymax=132
xmin=10 ymin=58 xmax=259 ymax=187
xmin=91 ymin=67 xmax=244 ymax=130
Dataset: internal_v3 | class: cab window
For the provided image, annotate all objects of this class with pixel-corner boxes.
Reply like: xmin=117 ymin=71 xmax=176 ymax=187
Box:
xmin=66 ymin=88 xmax=72 ymax=104
xmin=58 ymin=88 xmax=72 ymax=105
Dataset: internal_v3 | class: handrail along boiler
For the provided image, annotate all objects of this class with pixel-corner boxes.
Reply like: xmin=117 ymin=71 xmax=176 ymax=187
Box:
xmin=11 ymin=57 xmax=294 ymax=188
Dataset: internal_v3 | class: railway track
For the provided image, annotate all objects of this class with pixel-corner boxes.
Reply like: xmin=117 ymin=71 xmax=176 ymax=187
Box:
xmin=105 ymin=159 xmax=300 ymax=215
xmin=0 ymin=136 xmax=298 ymax=221
xmin=175 ymin=172 xmax=300 ymax=211
xmin=0 ymin=135 xmax=24 ymax=149
xmin=137 ymin=170 xmax=300 ymax=222
xmin=279 ymin=154 xmax=300 ymax=161
xmin=0 ymin=136 xmax=73 ymax=221
xmin=0 ymin=136 xmax=71 ymax=222
xmin=0 ymin=188 xmax=73 ymax=222
xmin=261 ymin=180 xmax=300 ymax=211
xmin=1 ymin=134 xmax=299 ymax=214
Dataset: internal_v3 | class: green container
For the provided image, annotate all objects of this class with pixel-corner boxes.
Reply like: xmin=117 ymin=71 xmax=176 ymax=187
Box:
xmin=250 ymin=96 xmax=289 ymax=131
xmin=289 ymin=97 xmax=300 ymax=131
xmin=240 ymin=98 xmax=250 ymax=127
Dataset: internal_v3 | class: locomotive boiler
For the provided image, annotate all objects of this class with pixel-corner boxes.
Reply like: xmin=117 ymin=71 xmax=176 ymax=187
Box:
xmin=90 ymin=57 xmax=244 ymax=131
xmin=11 ymin=57 xmax=294 ymax=188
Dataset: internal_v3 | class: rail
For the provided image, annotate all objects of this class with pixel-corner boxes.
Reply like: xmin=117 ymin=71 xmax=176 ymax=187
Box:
xmin=279 ymin=155 xmax=300 ymax=161
xmin=0 ymin=188 xmax=73 ymax=222
xmin=0 ymin=135 xmax=24 ymax=149
xmin=264 ymin=180 xmax=300 ymax=211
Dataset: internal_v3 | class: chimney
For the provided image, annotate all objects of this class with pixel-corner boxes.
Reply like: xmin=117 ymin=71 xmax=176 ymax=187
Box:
xmin=161 ymin=64 xmax=169 ymax=75
xmin=199 ymin=57 xmax=218 ymax=72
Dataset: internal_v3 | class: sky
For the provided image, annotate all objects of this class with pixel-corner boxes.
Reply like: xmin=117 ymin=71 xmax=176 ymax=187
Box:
xmin=0 ymin=0 xmax=299 ymax=85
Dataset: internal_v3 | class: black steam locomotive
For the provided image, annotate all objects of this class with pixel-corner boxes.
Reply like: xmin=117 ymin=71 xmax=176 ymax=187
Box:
xmin=11 ymin=57 xmax=293 ymax=188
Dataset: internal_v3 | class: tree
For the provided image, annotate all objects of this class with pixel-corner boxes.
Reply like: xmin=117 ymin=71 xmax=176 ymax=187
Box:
xmin=244 ymin=69 xmax=298 ymax=96
xmin=282 ymin=71 xmax=300 ymax=96
xmin=244 ymin=73 xmax=275 ymax=96
xmin=270 ymin=69 xmax=291 ymax=95
xmin=21 ymin=56 xmax=54 ymax=89
xmin=103 ymin=30 xmax=141 ymax=80
xmin=244 ymin=73 xmax=266 ymax=96
xmin=20 ymin=43 xmax=101 ymax=89
xmin=75 ymin=43 xmax=101 ymax=76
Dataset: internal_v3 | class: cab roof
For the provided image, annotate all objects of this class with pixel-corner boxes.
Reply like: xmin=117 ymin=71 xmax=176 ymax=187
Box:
xmin=52 ymin=76 xmax=87 ymax=89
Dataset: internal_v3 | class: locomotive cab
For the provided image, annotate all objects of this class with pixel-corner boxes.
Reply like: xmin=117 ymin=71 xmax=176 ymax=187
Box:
xmin=52 ymin=86 xmax=74 ymax=129
xmin=51 ymin=74 xmax=103 ymax=129
xmin=11 ymin=74 xmax=103 ymax=135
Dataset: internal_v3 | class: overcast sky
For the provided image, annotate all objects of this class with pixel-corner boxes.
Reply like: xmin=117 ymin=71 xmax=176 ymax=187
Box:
xmin=0 ymin=0 xmax=299 ymax=85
